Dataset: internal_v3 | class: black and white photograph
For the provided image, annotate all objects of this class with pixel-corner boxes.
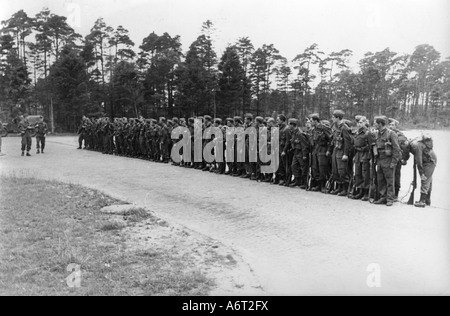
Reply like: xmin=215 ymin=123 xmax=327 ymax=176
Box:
xmin=0 ymin=0 xmax=449 ymax=299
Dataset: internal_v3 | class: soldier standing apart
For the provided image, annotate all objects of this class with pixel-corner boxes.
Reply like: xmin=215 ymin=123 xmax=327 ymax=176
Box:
xmin=409 ymin=134 xmax=437 ymax=207
xmin=373 ymin=116 xmax=401 ymax=206
xmin=77 ymin=116 xmax=89 ymax=149
xmin=35 ymin=116 xmax=48 ymax=154
xmin=18 ymin=114 xmax=33 ymax=156
xmin=328 ymin=110 xmax=352 ymax=196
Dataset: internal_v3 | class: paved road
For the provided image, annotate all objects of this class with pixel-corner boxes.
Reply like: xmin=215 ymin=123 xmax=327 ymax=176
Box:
xmin=1 ymin=136 xmax=449 ymax=295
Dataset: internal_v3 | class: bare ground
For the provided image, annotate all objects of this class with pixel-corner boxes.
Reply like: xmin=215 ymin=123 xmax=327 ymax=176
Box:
xmin=0 ymin=133 xmax=449 ymax=295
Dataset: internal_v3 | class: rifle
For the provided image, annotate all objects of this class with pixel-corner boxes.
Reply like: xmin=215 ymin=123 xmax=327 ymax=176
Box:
xmin=325 ymin=174 xmax=334 ymax=193
xmin=407 ymin=161 xmax=417 ymax=205
xmin=369 ymin=158 xmax=379 ymax=203
xmin=348 ymin=157 xmax=357 ymax=198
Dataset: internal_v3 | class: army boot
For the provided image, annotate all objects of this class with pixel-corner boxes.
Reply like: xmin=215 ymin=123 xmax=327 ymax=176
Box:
xmin=330 ymin=183 xmax=341 ymax=195
xmin=37 ymin=149 xmax=40 ymax=154
xmin=26 ymin=151 xmax=31 ymax=157
xmin=338 ymin=183 xmax=349 ymax=196
xmin=352 ymin=188 xmax=365 ymax=200
xmin=414 ymin=193 xmax=427 ymax=208
xmin=425 ymin=192 xmax=431 ymax=206
xmin=21 ymin=151 xmax=25 ymax=156
xmin=289 ymin=178 xmax=300 ymax=188
xmin=361 ymin=189 xmax=370 ymax=202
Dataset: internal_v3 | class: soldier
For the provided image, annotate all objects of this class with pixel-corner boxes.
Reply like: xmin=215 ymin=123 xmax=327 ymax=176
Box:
xmin=232 ymin=116 xmax=245 ymax=177
xmin=77 ymin=116 xmax=89 ymax=149
xmin=351 ymin=116 xmax=372 ymax=201
xmin=373 ymin=116 xmax=401 ymax=206
xmin=18 ymin=114 xmax=33 ymax=156
xmin=309 ymin=113 xmax=332 ymax=193
xmin=389 ymin=118 xmax=409 ymax=201
xmin=328 ymin=110 xmax=353 ymax=196
xmin=409 ymin=134 xmax=437 ymax=207
xmin=187 ymin=117 xmax=195 ymax=168
xmin=261 ymin=118 xmax=276 ymax=183
xmin=289 ymin=118 xmax=310 ymax=189
xmin=35 ymin=116 xmax=48 ymax=154
xmin=274 ymin=115 xmax=288 ymax=185
xmin=241 ymin=113 xmax=254 ymax=178
xmin=224 ymin=118 xmax=235 ymax=175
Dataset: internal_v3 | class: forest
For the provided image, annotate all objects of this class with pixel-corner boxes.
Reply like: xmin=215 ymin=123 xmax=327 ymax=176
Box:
xmin=1 ymin=8 xmax=449 ymax=132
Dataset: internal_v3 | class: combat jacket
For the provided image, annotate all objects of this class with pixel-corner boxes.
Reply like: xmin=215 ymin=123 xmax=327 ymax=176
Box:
xmin=329 ymin=122 xmax=352 ymax=157
xmin=353 ymin=127 xmax=372 ymax=162
xmin=35 ymin=122 xmax=48 ymax=137
xmin=290 ymin=128 xmax=310 ymax=156
xmin=311 ymin=124 xmax=331 ymax=155
xmin=375 ymin=127 xmax=401 ymax=165
xmin=409 ymin=139 xmax=437 ymax=176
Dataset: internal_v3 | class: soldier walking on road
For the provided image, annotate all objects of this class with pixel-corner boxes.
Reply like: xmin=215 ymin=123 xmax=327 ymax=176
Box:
xmin=18 ymin=114 xmax=33 ymax=157
xmin=35 ymin=116 xmax=48 ymax=154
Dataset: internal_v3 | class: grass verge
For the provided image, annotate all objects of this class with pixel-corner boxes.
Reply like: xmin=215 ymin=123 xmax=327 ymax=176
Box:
xmin=0 ymin=175 xmax=213 ymax=296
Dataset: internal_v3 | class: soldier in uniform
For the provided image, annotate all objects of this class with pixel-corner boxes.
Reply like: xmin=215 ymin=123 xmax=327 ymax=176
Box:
xmin=274 ymin=115 xmax=288 ymax=185
xmin=280 ymin=116 xmax=295 ymax=186
xmin=77 ymin=116 xmax=89 ymax=149
xmin=18 ymin=115 xmax=33 ymax=156
xmin=328 ymin=110 xmax=353 ymax=196
xmin=241 ymin=113 xmax=254 ymax=178
xmin=373 ymin=116 xmax=401 ymax=206
xmin=389 ymin=118 xmax=409 ymax=201
xmin=409 ymin=134 xmax=437 ymax=207
xmin=289 ymin=118 xmax=310 ymax=189
xmin=351 ymin=116 xmax=372 ymax=200
xmin=309 ymin=113 xmax=332 ymax=193
xmin=35 ymin=116 xmax=48 ymax=154
xmin=232 ymin=116 xmax=245 ymax=176
xmin=224 ymin=118 xmax=235 ymax=175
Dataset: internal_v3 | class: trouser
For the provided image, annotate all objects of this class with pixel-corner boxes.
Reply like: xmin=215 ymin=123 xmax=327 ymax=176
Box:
xmin=292 ymin=149 xmax=308 ymax=184
xmin=420 ymin=162 xmax=436 ymax=195
xmin=355 ymin=159 xmax=370 ymax=189
xmin=78 ymin=134 xmax=86 ymax=148
xmin=376 ymin=158 xmax=395 ymax=203
xmin=285 ymin=151 xmax=294 ymax=183
xmin=277 ymin=146 xmax=286 ymax=180
xmin=36 ymin=136 xmax=46 ymax=151
xmin=312 ymin=149 xmax=330 ymax=182
xmin=332 ymin=149 xmax=349 ymax=184
xmin=395 ymin=161 xmax=402 ymax=194
xmin=21 ymin=134 xmax=32 ymax=152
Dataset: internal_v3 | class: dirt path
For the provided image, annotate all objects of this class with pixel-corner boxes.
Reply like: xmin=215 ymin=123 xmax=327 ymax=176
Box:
xmin=1 ymin=135 xmax=449 ymax=295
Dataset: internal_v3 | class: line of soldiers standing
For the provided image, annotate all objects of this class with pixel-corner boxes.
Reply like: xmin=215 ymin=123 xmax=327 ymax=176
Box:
xmin=77 ymin=110 xmax=436 ymax=208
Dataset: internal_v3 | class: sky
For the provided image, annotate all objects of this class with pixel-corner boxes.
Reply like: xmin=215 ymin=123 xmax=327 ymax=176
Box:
xmin=1 ymin=0 xmax=449 ymax=68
